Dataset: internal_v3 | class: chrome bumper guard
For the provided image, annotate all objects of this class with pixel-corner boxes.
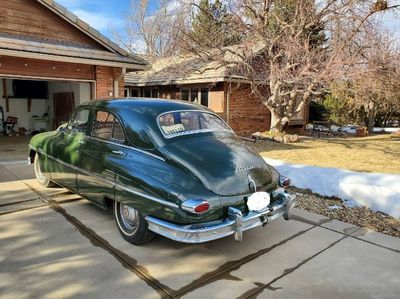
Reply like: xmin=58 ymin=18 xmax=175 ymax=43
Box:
xmin=146 ymin=192 xmax=296 ymax=244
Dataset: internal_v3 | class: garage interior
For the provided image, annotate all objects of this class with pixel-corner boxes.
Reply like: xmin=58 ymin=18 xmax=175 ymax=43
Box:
xmin=0 ymin=77 xmax=92 ymax=137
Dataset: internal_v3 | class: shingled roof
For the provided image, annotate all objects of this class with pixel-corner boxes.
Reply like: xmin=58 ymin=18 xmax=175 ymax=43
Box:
xmin=125 ymin=42 xmax=266 ymax=86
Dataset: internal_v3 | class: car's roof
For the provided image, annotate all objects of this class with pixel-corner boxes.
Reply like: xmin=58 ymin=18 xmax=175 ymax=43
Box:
xmin=79 ymin=98 xmax=209 ymax=118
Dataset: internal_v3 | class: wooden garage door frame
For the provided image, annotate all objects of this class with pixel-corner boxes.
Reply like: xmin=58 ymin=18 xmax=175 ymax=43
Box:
xmin=0 ymin=73 xmax=97 ymax=99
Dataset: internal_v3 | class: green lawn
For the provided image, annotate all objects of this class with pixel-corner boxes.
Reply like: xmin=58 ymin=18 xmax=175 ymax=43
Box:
xmin=257 ymin=134 xmax=400 ymax=174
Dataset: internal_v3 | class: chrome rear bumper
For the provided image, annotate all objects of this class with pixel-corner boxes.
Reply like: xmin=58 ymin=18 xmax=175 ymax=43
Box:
xmin=146 ymin=192 xmax=296 ymax=244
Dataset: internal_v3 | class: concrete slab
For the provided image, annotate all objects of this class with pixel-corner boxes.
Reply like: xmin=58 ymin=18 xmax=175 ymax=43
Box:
xmin=0 ymin=136 xmax=30 ymax=163
xmin=355 ymin=229 xmax=400 ymax=252
xmin=255 ymin=236 xmax=400 ymax=299
xmin=61 ymin=200 xmax=313 ymax=293
xmin=0 ymin=167 xmax=15 ymax=183
xmin=0 ymin=180 xmax=39 ymax=205
xmin=23 ymin=179 xmax=68 ymax=198
xmin=0 ymin=198 xmax=45 ymax=215
xmin=1 ymin=162 xmax=35 ymax=180
xmin=291 ymin=207 xmax=330 ymax=225
xmin=0 ymin=206 xmax=162 ymax=299
xmin=184 ymin=227 xmax=343 ymax=298
xmin=321 ymin=219 xmax=361 ymax=236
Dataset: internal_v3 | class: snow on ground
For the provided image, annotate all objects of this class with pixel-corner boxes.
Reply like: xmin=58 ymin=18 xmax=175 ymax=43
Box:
xmin=264 ymin=158 xmax=400 ymax=218
xmin=373 ymin=127 xmax=400 ymax=133
xmin=316 ymin=125 xmax=400 ymax=134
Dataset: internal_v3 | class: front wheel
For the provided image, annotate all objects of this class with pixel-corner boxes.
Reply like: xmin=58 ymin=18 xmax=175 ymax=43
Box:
xmin=114 ymin=201 xmax=155 ymax=245
xmin=34 ymin=153 xmax=56 ymax=187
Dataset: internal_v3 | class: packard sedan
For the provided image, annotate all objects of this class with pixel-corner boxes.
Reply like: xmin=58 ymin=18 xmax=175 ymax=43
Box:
xmin=29 ymin=98 xmax=296 ymax=245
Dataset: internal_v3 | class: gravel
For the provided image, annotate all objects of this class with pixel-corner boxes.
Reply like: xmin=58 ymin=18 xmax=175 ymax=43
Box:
xmin=292 ymin=188 xmax=400 ymax=238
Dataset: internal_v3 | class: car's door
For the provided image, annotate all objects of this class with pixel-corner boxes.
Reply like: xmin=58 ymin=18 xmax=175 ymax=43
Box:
xmin=50 ymin=108 xmax=91 ymax=191
xmin=77 ymin=110 xmax=127 ymax=206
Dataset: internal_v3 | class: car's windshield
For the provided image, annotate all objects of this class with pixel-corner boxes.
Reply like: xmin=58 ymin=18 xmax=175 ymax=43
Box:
xmin=157 ymin=110 xmax=232 ymax=138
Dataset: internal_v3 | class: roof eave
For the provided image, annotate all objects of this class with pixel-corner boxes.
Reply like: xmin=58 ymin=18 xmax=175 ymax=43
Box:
xmin=0 ymin=49 xmax=147 ymax=71
xmin=36 ymin=0 xmax=147 ymax=66
xmin=124 ymin=76 xmax=253 ymax=86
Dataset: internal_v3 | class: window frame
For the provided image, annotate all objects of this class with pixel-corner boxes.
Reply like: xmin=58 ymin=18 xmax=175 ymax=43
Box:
xmin=67 ymin=108 xmax=91 ymax=134
xmin=130 ymin=88 xmax=141 ymax=97
xmin=91 ymin=110 xmax=127 ymax=144
xmin=180 ymin=87 xmax=209 ymax=107
xmin=156 ymin=109 xmax=233 ymax=139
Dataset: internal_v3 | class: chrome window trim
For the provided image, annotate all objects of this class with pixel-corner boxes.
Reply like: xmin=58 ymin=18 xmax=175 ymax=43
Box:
xmin=33 ymin=149 xmax=175 ymax=208
xmin=86 ymin=135 xmax=165 ymax=161
xmin=156 ymin=109 xmax=233 ymax=139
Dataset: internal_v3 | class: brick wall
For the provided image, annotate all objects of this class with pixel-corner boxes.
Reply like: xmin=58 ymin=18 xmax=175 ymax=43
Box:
xmin=227 ymin=83 xmax=271 ymax=136
xmin=95 ymin=66 xmax=124 ymax=99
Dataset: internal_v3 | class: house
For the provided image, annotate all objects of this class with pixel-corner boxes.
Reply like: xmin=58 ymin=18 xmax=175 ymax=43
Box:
xmin=124 ymin=53 xmax=308 ymax=136
xmin=0 ymin=0 xmax=146 ymax=134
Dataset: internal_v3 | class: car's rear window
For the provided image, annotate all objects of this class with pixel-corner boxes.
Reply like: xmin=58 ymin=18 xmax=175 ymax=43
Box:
xmin=158 ymin=110 xmax=231 ymax=138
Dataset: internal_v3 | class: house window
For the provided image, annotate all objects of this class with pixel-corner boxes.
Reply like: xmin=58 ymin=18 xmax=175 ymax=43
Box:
xmin=200 ymin=88 xmax=208 ymax=106
xmin=144 ymin=88 xmax=151 ymax=97
xmin=130 ymin=88 xmax=140 ymax=97
xmin=181 ymin=88 xmax=190 ymax=101
xmin=180 ymin=87 xmax=209 ymax=107
xmin=151 ymin=89 xmax=159 ymax=98
xmin=124 ymin=88 xmax=129 ymax=97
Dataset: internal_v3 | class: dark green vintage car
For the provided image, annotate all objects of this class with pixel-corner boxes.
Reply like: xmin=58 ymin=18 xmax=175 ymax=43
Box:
xmin=29 ymin=98 xmax=296 ymax=244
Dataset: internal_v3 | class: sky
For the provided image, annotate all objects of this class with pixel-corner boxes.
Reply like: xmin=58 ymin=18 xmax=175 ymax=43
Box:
xmin=57 ymin=0 xmax=399 ymax=44
xmin=57 ymin=0 xmax=134 ymax=36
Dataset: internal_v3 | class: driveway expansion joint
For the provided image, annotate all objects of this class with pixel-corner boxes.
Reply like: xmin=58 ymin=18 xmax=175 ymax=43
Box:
xmin=292 ymin=214 xmax=400 ymax=254
xmin=237 ymin=235 xmax=349 ymax=299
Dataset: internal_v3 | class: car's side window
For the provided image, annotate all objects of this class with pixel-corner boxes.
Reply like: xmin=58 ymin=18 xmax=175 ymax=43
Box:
xmin=92 ymin=111 xmax=125 ymax=143
xmin=68 ymin=109 xmax=90 ymax=133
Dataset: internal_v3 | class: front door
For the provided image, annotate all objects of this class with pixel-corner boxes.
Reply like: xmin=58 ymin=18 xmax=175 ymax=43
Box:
xmin=77 ymin=110 xmax=127 ymax=206
xmin=50 ymin=109 xmax=91 ymax=191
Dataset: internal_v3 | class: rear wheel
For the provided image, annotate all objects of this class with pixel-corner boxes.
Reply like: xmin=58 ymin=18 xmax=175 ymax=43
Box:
xmin=114 ymin=201 xmax=155 ymax=245
xmin=34 ymin=153 xmax=55 ymax=187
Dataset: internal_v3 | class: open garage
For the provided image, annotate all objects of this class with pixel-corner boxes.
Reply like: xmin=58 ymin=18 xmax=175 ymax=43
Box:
xmin=0 ymin=0 xmax=146 ymax=156
xmin=1 ymin=78 xmax=92 ymax=135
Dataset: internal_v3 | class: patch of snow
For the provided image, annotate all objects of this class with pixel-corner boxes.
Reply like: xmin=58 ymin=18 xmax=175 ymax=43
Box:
xmin=328 ymin=205 xmax=343 ymax=210
xmin=264 ymin=158 xmax=400 ymax=218
xmin=373 ymin=127 xmax=400 ymax=133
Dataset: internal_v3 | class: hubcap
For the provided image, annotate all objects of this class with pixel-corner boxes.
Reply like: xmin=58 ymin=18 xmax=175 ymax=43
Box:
xmin=120 ymin=204 xmax=139 ymax=230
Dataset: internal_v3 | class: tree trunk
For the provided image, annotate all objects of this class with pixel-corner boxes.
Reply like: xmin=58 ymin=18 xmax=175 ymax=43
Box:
xmin=270 ymin=111 xmax=284 ymax=132
xmin=367 ymin=101 xmax=375 ymax=134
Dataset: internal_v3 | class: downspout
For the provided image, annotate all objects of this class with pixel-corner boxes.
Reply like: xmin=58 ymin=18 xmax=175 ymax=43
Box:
xmin=226 ymin=81 xmax=231 ymax=125
xmin=114 ymin=67 xmax=126 ymax=97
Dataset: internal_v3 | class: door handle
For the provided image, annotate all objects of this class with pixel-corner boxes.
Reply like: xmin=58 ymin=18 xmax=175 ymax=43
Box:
xmin=112 ymin=150 xmax=123 ymax=155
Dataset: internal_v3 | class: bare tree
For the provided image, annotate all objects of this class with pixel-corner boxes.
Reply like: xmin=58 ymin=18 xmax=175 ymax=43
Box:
xmin=332 ymin=28 xmax=400 ymax=132
xmin=113 ymin=0 xmax=189 ymax=57
xmin=181 ymin=0 xmax=400 ymax=132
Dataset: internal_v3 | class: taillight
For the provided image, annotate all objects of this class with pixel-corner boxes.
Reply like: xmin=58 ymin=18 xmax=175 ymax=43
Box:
xmin=279 ymin=176 xmax=291 ymax=188
xmin=181 ymin=199 xmax=210 ymax=214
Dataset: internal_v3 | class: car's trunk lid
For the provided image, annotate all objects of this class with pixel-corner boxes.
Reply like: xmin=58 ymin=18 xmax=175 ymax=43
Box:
xmin=163 ymin=134 xmax=277 ymax=197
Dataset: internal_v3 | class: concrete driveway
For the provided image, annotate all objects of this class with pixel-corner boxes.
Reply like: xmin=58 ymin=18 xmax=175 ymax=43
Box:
xmin=1 ymin=162 xmax=399 ymax=299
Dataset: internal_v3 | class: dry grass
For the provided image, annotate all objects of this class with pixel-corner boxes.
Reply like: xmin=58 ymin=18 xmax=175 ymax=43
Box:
xmin=254 ymin=134 xmax=400 ymax=174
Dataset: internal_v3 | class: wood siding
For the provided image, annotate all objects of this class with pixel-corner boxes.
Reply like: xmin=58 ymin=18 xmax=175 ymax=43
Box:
xmin=0 ymin=0 xmax=104 ymax=48
xmin=0 ymin=56 xmax=95 ymax=81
